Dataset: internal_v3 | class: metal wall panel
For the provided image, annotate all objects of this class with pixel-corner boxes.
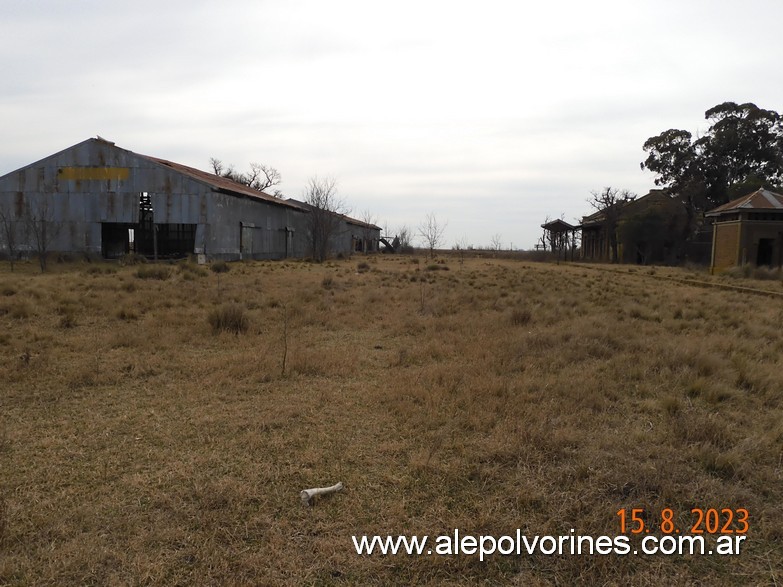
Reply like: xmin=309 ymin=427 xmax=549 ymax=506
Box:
xmin=0 ymin=138 xmax=315 ymax=259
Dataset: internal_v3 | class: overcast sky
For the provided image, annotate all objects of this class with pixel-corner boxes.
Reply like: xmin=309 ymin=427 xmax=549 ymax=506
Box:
xmin=2 ymin=0 xmax=782 ymax=249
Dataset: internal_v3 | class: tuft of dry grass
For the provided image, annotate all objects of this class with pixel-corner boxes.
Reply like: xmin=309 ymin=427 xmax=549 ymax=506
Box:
xmin=118 ymin=252 xmax=146 ymax=266
xmin=207 ymin=303 xmax=250 ymax=334
xmin=135 ymin=265 xmax=171 ymax=280
xmin=509 ymin=306 xmax=532 ymax=326
xmin=210 ymin=260 xmax=230 ymax=273
xmin=179 ymin=261 xmax=209 ymax=279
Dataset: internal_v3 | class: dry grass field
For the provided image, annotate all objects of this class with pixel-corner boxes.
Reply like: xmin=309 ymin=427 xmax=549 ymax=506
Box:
xmin=1 ymin=254 xmax=782 ymax=585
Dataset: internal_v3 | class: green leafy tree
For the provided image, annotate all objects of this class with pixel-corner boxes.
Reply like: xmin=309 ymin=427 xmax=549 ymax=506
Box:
xmin=698 ymin=102 xmax=783 ymax=198
xmin=642 ymin=102 xmax=783 ymax=258
xmin=642 ymin=102 xmax=783 ymax=212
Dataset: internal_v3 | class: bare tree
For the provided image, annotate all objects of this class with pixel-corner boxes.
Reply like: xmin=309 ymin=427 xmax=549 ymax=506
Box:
xmin=210 ymin=158 xmax=282 ymax=196
xmin=490 ymin=233 xmax=503 ymax=251
xmin=397 ymin=225 xmax=413 ymax=252
xmin=453 ymin=235 xmax=471 ymax=266
xmin=417 ymin=213 xmax=447 ymax=258
xmin=0 ymin=204 xmax=23 ymax=271
xmin=246 ymin=163 xmax=282 ymax=193
xmin=588 ymin=187 xmax=636 ymax=262
xmin=360 ymin=209 xmax=377 ymax=253
xmin=26 ymin=199 xmax=61 ymax=272
xmin=209 ymin=157 xmax=225 ymax=176
xmin=304 ymin=176 xmax=347 ymax=262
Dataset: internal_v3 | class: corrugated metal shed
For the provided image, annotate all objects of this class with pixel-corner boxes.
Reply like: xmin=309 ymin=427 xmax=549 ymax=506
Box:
xmin=0 ymin=137 xmax=312 ymax=260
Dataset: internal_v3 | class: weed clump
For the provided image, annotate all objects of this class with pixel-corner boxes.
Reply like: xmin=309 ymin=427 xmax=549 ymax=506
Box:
xmin=84 ymin=265 xmax=117 ymax=275
xmin=752 ymin=266 xmax=781 ymax=281
xmin=119 ymin=252 xmax=147 ymax=266
xmin=211 ymin=260 xmax=230 ymax=274
xmin=357 ymin=262 xmax=370 ymax=273
xmin=135 ymin=266 xmax=171 ymax=280
xmin=208 ymin=303 xmax=249 ymax=335
xmin=510 ymin=307 xmax=532 ymax=326
xmin=179 ymin=262 xmax=208 ymax=279
xmin=2 ymin=300 xmax=32 ymax=319
xmin=722 ymin=264 xmax=752 ymax=279
xmin=59 ymin=311 xmax=77 ymax=329
xmin=116 ymin=308 xmax=139 ymax=321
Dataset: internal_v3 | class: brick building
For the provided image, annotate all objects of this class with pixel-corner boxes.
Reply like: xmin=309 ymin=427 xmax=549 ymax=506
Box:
xmin=580 ymin=189 xmax=687 ymax=264
xmin=706 ymin=188 xmax=783 ymax=273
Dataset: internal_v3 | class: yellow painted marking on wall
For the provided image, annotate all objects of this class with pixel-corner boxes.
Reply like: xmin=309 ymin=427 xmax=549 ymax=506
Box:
xmin=58 ymin=167 xmax=130 ymax=181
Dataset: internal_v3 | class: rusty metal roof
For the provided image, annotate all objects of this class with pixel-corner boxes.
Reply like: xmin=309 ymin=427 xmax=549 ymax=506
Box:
xmin=706 ymin=189 xmax=783 ymax=216
xmin=286 ymin=198 xmax=382 ymax=230
xmin=139 ymin=154 xmax=309 ymax=211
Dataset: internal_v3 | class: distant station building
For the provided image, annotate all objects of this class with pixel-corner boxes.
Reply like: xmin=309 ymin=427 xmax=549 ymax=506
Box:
xmin=540 ymin=219 xmax=577 ymax=261
xmin=579 ymin=189 xmax=687 ymax=265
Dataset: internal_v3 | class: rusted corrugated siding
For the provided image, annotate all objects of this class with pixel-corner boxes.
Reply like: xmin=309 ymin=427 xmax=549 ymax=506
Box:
xmin=0 ymin=138 xmax=312 ymax=260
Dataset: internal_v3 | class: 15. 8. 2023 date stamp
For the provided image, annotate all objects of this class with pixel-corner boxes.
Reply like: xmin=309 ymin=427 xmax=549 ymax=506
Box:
xmin=617 ymin=507 xmax=749 ymax=535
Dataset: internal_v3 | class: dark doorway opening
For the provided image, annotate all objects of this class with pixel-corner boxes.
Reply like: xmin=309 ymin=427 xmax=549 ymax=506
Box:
xmin=757 ymin=238 xmax=774 ymax=267
xmin=101 ymin=223 xmax=133 ymax=259
xmin=101 ymin=193 xmax=196 ymax=259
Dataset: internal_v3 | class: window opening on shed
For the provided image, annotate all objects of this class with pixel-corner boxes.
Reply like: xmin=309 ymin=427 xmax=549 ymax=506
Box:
xmin=139 ymin=192 xmax=153 ymax=223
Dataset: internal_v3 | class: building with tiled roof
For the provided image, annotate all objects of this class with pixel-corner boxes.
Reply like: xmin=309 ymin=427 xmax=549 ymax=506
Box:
xmin=705 ymin=188 xmax=783 ymax=272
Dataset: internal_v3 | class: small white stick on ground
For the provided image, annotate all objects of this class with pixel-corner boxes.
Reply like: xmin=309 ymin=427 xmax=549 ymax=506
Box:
xmin=300 ymin=481 xmax=344 ymax=506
